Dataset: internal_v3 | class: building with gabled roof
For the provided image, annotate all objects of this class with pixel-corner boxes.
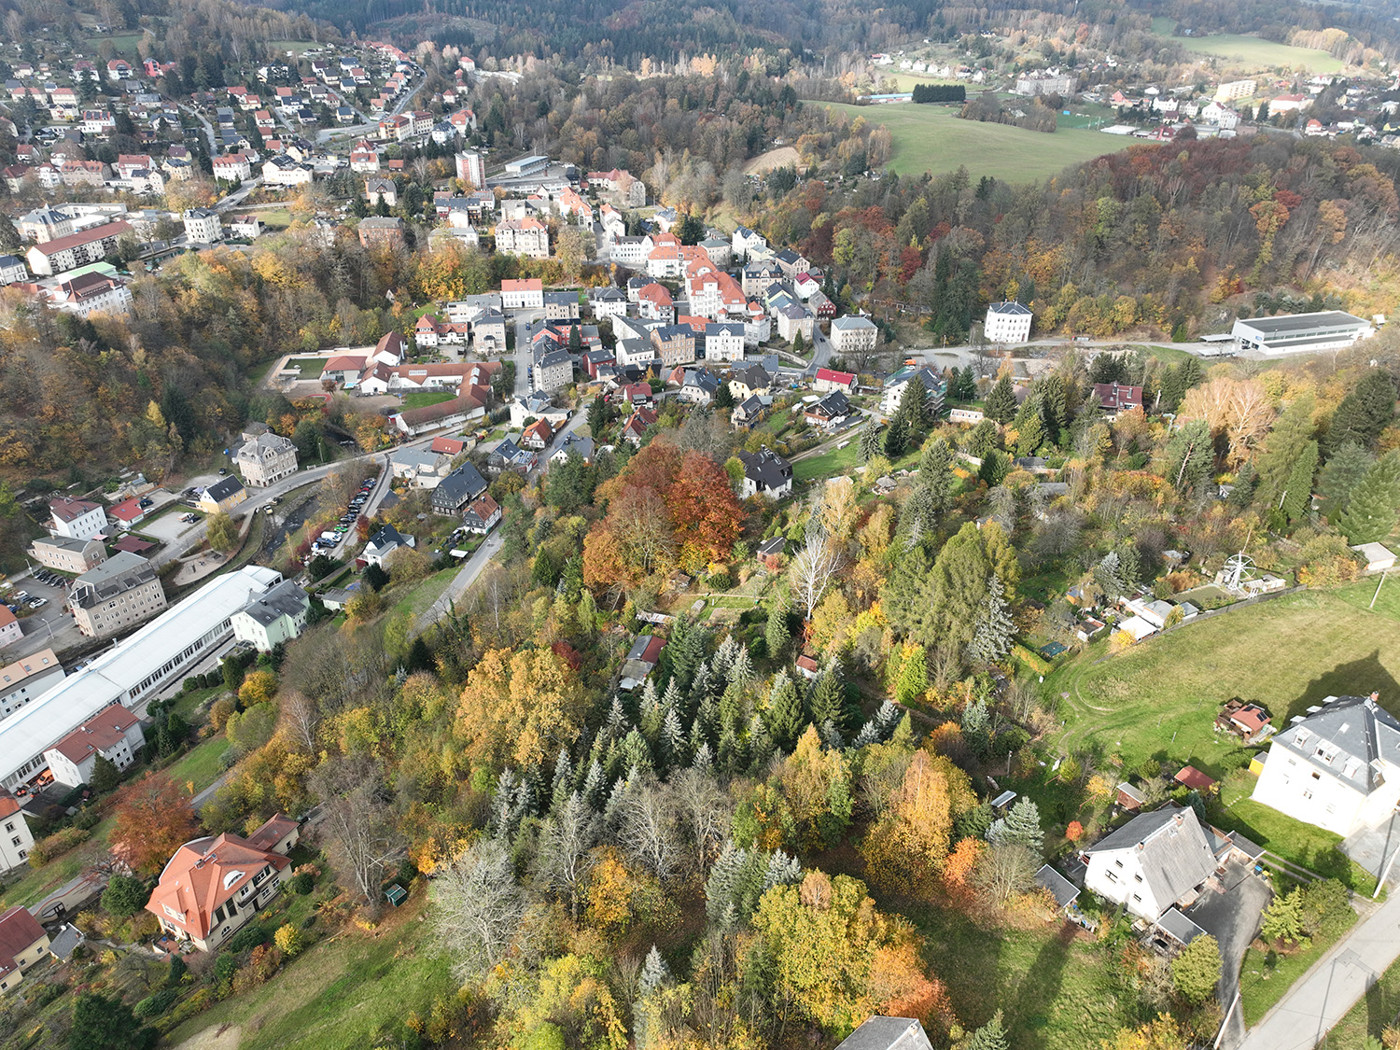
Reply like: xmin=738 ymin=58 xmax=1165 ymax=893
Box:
xmin=43 ymin=702 xmax=144 ymax=787
xmin=737 ymin=447 xmax=793 ymax=500
xmin=144 ymin=816 xmax=296 ymax=952
xmin=834 ymin=1017 xmax=933 ymax=1050
xmin=0 ymin=906 xmax=48 ymax=992
xmin=68 ymin=551 xmax=168 ymax=639
xmin=1079 ymin=805 xmax=1218 ymax=921
xmin=230 ymin=578 xmax=310 ymax=652
xmin=985 ymin=300 xmax=1032 ymax=343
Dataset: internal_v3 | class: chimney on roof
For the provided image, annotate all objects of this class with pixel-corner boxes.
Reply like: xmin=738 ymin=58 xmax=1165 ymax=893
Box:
xmin=1371 ymin=692 xmax=1381 ymax=704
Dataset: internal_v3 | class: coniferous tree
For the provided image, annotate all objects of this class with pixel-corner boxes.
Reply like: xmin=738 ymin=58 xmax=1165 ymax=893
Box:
xmin=1164 ymin=418 xmax=1213 ymax=493
xmin=965 ymin=1011 xmax=1010 ymax=1050
xmin=809 ymin=672 xmax=845 ymax=732
xmin=859 ymin=421 xmax=882 ymax=461
xmin=919 ymin=438 xmax=955 ymax=518
xmin=883 ymin=414 xmax=908 ymax=458
xmin=1338 ymin=451 xmax=1400 ymax=544
xmin=764 ymin=599 xmax=791 ymax=660
xmin=968 ymin=574 xmax=1015 ymax=664
xmin=985 ymin=375 xmax=1017 ymax=422
xmin=895 ymin=375 xmax=929 ymax=435
xmin=992 ymin=798 xmax=1043 ymax=854
xmin=1326 ymin=371 xmax=1397 ymax=454
xmin=1256 ymin=394 xmax=1315 ymax=506
xmin=765 ymin=672 xmax=804 ymax=748
xmin=1318 ymin=443 xmax=1375 ymax=520
xmin=1280 ymin=440 xmax=1320 ymax=527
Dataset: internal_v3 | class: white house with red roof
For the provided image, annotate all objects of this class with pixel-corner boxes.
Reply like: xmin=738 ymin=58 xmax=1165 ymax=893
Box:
xmin=109 ymin=497 xmax=147 ymax=528
xmin=43 ymin=703 xmax=144 ymax=788
xmin=813 ymin=368 xmax=857 ymax=395
xmin=49 ymin=497 xmax=107 ymax=540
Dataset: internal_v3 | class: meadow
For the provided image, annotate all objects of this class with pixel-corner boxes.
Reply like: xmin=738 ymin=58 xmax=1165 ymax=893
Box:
xmin=823 ymin=102 xmax=1142 ymax=182
xmin=1150 ymin=20 xmax=1345 ymax=73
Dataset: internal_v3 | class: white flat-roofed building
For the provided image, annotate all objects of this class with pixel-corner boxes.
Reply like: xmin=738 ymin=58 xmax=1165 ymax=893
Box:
xmin=1231 ymin=311 xmax=1374 ymax=355
xmin=504 ymin=155 xmax=549 ymax=178
xmin=0 ymin=650 xmax=64 ymax=726
xmin=0 ymin=566 xmax=282 ymax=790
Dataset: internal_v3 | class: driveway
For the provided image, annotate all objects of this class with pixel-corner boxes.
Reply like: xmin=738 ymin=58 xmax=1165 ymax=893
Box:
xmin=1186 ymin=858 xmax=1273 ymax=1048
xmin=1342 ymin=813 xmax=1400 ymax=881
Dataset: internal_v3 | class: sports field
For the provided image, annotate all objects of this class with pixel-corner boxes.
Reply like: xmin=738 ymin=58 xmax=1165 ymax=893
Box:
xmin=823 ymin=102 xmax=1142 ymax=182
xmin=1150 ymin=20 xmax=1345 ymax=73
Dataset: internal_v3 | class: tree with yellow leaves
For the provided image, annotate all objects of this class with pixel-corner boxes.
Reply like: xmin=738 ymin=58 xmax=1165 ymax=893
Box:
xmin=455 ymin=647 xmax=587 ymax=769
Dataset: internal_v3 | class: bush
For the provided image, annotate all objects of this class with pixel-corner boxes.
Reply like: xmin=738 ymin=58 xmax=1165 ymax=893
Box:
xmin=274 ymin=923 xmax=304 ymax=957
xmin=291 ymin=871 xmax=315 ymax=895
xmin=226 ymin=920 xmax=270 ymax=953
xmin=29 ymin=826 xmax=90 ymax=867
xmin=705 ymin=572 xmax=733 ymax=592
xmin=133 ymin=988 xmax=179 ymax=1019
xmin=102 ymin=874 xmax=149 ymax=919
xmin=182 ymin=678 xmax=200 ymax=694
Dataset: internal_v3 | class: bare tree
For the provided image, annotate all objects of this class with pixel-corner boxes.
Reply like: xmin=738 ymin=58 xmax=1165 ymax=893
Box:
xmin=533 ymin=792 xmax=599 ymax=917
xmin=789 ymin=524 xmax=843 ymax=621
xmin=972 ymin=843 xmax=1037 ymax=905
xmin=432 ymin=837 xmax=524 ymax=982
xmin=281 ymin=691 xmax=320 ymax=753
xmin=312 ymin=758 xmax=402 ymax=906
xmin=617 ymin=775 xmax=682 ymax=881
xmin=669 ymin=768 xmax=733 ymax=873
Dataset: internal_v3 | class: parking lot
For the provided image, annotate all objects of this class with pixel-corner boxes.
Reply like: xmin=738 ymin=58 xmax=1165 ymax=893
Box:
xmin=1 ymin=571 xmax=86 ymax=659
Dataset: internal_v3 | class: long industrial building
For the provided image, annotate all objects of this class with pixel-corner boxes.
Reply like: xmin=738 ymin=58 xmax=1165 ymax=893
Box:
xmin=0 ymin=566 xmax=283 ymax=790
xmin=1231 ymin=311 xmax=1374 ymax=355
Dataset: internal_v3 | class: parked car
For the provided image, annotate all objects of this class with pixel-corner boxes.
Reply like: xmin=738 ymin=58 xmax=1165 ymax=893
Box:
xmin=28 ymin=597 xmax=46 ymax=608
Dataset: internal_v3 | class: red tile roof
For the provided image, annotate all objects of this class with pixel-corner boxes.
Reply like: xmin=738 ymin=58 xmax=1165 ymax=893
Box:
xmin=1173 ymin=765 xmax=1216 ymax=791
xmin=145 ymin=831 xmax=291 ymax=942
xmin=109 ymin=497 xmax=143 ymax=522
xmin=0 ymin=906 xmax=45 ymax=977
xmin=48 ymin=703 xmax=140 ymax=764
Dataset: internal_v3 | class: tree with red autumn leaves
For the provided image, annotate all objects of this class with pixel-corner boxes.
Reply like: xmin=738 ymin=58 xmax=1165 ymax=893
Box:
xmin=583 ymin=439 xmax=741 ymax=588
xmin=110 ymin=773 xmax=200 ymax=876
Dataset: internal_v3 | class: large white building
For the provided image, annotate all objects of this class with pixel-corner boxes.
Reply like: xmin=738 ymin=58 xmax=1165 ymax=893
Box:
xmin=0 ymin=799 xmax=34 ymax=873
xmin=1079 ymin=805 xmax=1218 ymax=922
xmin=985 ymin=301 xmax=1033 ymax=344
xmin=182 ymin=208 xmax=223 ymax=245
xmin=0 ymin=566 xmax=283 ymax=791
xmin=48 ymin=497 xmax=107 ymax=540
xmin=1230 ymin=311 xmax=1373 ymax=356
xmin=1252 ymin=693 xmax=1400 ymax=836
xmin=230 ymin=579 xmax=310 ymax=652
xmin=236 ymin=427 xmax=298 ymax=486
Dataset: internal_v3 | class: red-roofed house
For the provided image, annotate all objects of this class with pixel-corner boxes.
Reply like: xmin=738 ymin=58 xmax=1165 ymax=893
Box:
xmin=0 ymin=907 xmax=48 ymax=993
xmin=501 ymin=278 xmax=544 ymax=310
xmin=0 ymin=608 xmax=19 ymax=650
xmin=244 ymin=813 xmax=300 ymax=855
xmin=43 ymin=703 xmax=144 ymax=787
xmin=431 ymin=436 xmax=466 ymax=456
xmin=637 ymin=283 xmax=674 ymax=323
xmin=1174 ymin=766 xmax=1217 ymax=793
xmin=621 ymin=406 xmax=657 ymax=445
xmin=145 ymin=815 xmax=297 ymax=952
xmin=109 ymin=497 xmax=146 ymax=527
xmin=521 ymin=418 xmax=554 ymax=450
xmin=813 ymin=368 xmax=857 ymax=395
xmin=620 ymin=382 xmax=653 ymax=406
xmin=1093 ymin=382 xmax=1144 ymax=416
xmin=49 ymin=497 xmax=107 ymax=540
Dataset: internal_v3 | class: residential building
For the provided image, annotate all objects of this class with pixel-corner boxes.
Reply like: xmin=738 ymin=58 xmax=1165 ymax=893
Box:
xmin=198 ymin=476 xmax=248 ymax=514
xmin=361 ymin=525 xmax=416 ymax=569
xmin=1230 ymin=311 xmax=1373 ymax=355
xmin=43 ymin=703 xmax=144 ymax=787
xmin=542 ymin=291 xmax=581 ymax=322
xmin=69 ymin=552 xmax=168 ymax=639
xmin=775 ymin=303 xmax=814 ymax=344
xmin=521 ymin=418 xmax=554 ymax=451
xmin=461 ymin=495 xmax=502 ymax=534
xmin=813 ymin=368 xmax=857 ymax=395
xmin=364 ymin=176 xmax=397 ymax=207
xmin=1252 ymin=693 xmax=1400 ymax=836
xmin=357 ymin=216 xmax=405 ymax=249
xmin=651 ymin=324 xmax=696 ymax=368
xmin=0 ymin=906 xmax=48 ymax=989
xmin=145 ymin=815 xmax=297 ymax=952
xmin=737 ymin=447 xmax=793 ymax=500
xmin=430 ymin=464 xmax=489 ymax=514
xmin=0 ymin=651 xmax=63 ymax=726
xmin=212 ymin=153 xmax=253 ymax=182
xmin=182 ymin=208 xmax=223 ymax=245
xmin=52 ymin=273 xmax=132 ymax=318
xmin=0 ymin=256 xmax=26 ymax=285
xmin=1215 ymin=79 xmax=1256 ymax=103
xmin=551 ymin=434 xmax=594 ymax=464
xmin=636 ymin=283 xmax=674 ymax=323
xmin=728 ymin=365 xmax=771 ymax=401
xmin=1079 ymin=805 xmax=1218 ymax=921
xmin=622 ymin=406 xmax=658 ymax=445
xmin=262 ymin=155 xmax=313 ymax=187
xmin=455 ymin=151 xmax=486 ymax=188
xmin=0 ymin=610 xmax=16 ymax=650
xmin=704 ymin=322 xmax=745 ymax=362
xmin=590 ymin=287 xmax=629 ymax=320
xmin=489 ymin=439 xmax=537 ymax=475
xmin=230 ymin=579 xmax=309 ymax=652
xmin=0 ymin=567 xmax=284 ymax=791
xmin=393 ymin=392 xmax=487 ymax=438
xmin=830 ymin=315 xmax=878 ymax=356
xmin=495 ymin=217 xmax=549 ymax=259
xmin=501 ymin=278 xmax=544 ymax=311
xmin=1093 ymin=382 xmax=1144 ymax=415
xmin=389 ymin=448 xmax=450 ymax=488
xmin=236 ymin=429 xmax=298 ymax=486
xmin=1014 ymin=71 xmax=1076 ymax=96
xmin=806 ymin=390 xmax=853 ymax=429
xmin=834 ymin=1017 xmax=933 ymax=1050
xmin=25 ymin=220 xmax=133 ymax=276
xmin=17 ymin=206 xmax=75 ymax=243
xmin=533 ymin=349 xmax=574 ymax=391
xmin=28 ymin=535 xmax=105 ymax=573
xmin=881 ymin=366 xmax=945 ymax=417
xmin=985 ymin=301 xmax=1033 ymax=344
xmin=678 ymin=368 xmax=721 ymax=405
xmin=731 ymin=394 xmax=768 ymax=428
xmin=49 ymin=497 xmax=107 ymax=540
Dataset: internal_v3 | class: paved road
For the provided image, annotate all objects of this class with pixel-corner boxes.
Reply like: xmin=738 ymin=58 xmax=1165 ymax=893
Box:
xmin=1238 ymin=892 xmax=1400 ymax=1050
xmin=214 ymin=176 xmax=265 ymax=214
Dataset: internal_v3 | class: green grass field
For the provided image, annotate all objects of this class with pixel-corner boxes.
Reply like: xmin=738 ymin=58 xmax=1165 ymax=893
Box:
xmin=793 ymin=440 xmax=861 ymax=483
xmin=163 ymin=735 xmax=231 ymax=795
xmin=823 ymin=102 xmax=1141 ymax=182
xmin=401 ymin=392 xmax=455 ymax=410
xmin=1150 ymin=19 xmax=1345 ymax=73
xmin=284 ymin=356 xmax=328 ymax=376
xmin=86 ymin=32 xmax=144 ymax=52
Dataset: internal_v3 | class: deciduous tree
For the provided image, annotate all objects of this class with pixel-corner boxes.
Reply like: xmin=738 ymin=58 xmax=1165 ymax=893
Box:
xmin=111 ymin=775 xmax=198 ymax=876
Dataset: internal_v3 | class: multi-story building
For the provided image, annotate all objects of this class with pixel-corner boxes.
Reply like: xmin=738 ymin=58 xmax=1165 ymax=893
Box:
xmin=985 ymin=301 xmax=1033 ymax=344
xmin=455 ymin=151 xmax=486 ymax=188
xmin=236 ymin=426 xmax=298 ymax=486
xmin=0 ymin=903 xmax=48 ymax=985
xmin=0 ymin=650 xmax=64 ymax=726
xmin=68 ymin=552 xmax=169 ymax=639
xmin=212 ymin=153 xmax=253 ymax=182
xmin=52 ymin=273 xmax=132 ymax=318
xmin=26 ymin=220 xmax=133 ymax=276
xmin=230 ymin=579 xmax=310 ymax=652
xmin=43 ymin=703 xmax=145 ymax=787
xmin=48 ymin=497 xmax=107 ymax=540
xmin=830 ymin=315 xmax=879 ymax=356
xmin=650 ymin=324 xmax=697 ymax=368
xmin=495 ymin=217 xmax=550 ymax=259
xmin=0 ymin=610 xmax=16 ymax=651
xmin=501 ymin=279 xmax=544 ymax=311
xmin=183 ymin=208 xmax=223 ymax=245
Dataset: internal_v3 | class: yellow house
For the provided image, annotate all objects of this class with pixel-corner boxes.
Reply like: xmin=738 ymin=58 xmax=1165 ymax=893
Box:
xmin=1249 ymin=752 xmax=1267 ymax=777
xmin=0 ymin=906 xmax=50 ymax=994
xmin=198 ymin=476 xmax=248 ymax=515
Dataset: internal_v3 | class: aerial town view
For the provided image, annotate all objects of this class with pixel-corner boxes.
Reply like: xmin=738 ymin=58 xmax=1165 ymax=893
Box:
xmin=0 ymin=0 xmax=1397 ymax=1047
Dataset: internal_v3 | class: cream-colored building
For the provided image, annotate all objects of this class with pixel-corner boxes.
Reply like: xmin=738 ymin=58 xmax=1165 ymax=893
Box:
xmin=236 ymin=426 xmax=298 ymax=487
xmin=68 ymin=552 xmax=168 ymax=639
xmin=0 ymin=903 xmax=49 ymax=990
xmin=28 ymin=535 xmax=106 ymax=574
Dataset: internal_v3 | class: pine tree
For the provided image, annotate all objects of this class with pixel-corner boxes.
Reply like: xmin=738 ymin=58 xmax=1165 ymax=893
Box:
xmin=1280 ymin=440 xmax=1319 ymax=527
xmin=639 ymin=944 xmax=670 ymax=995
xmin=765 ymin=599 xmax=791 ymax=660
xmin=883 ymin=414 xmax=908 ymax=458
xmin=659 ymin=706 xmax=687 ymax=769
xmin=550 ymin=748 xmax=575 ymax=811
xmin=965 ymin=1011 xmax=1010 ymax=1050
xmin=985 ymin=375 xmax=1017 ymax=422
xmin=896 ymin=375 xmax=929 ymax=435
xmin=1338 ymin=451 xmax=1400 ymax=544
xmin=1318 ymin=443 xmax=1375 ymax=520
xmin=918 ymin=438 xmax=955 ymax=517
xmin=968 ymin=574 xmax=1015 ymax=664
xmin=809 ymin=672 xmax=845 ymax=732
xmin=765 ymin=672 xmax=804 ymax=748
xmin=893 ymin=646 xmax=928 ymax=707
xmin=1256 ymin=394 xmax=1315 ymax=506
xmin=859 ymin=420 xmax=882 ymax=461
xmin=993 ymin=799 xmax=1043 ymax=853
xmin=1326 ymin=371 xmax=1397 ymax=453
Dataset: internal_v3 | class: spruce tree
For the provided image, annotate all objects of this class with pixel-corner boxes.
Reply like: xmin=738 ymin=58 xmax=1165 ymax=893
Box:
xmin=1338 ymin=451 xmax=1400 ymax=544
xmin=1256 ymin=394 xmax=1315 ymax=506
xmin=893 ymin=646 xmax=928 ymax=706
xmin=968 ymin=574 xmax=1015 ymax=664
xmin=919 ymin=438 xmax=955 ymax=517
xmin=1280 ymin=440 xmax=1319 ymax=527
xmin=765 ymin=673 xmax=804 ymax=748
xmin=985 ymin=374 xmax=1017 ymax=422
xmin=896 ymin=375 xmax=929 ymax=434
xmin=994 ymin=799 xmax=1044 ymax=854
xmin=859 ymin=421 xmax=882 ymax=461
xmin=809 ymin=672 xmax=845 ymax=732
xmin=883 ymin=414 xmax=908 ymax=458
xmin=1317 ymin=443 xmax=1375 ymax=520
xmin=764 ymin=599 xmax=791 ymax=660
xmin=965 ymin=1011 xmax=1010 ymax=1050
xmin=1326 ymin=371 xmax=1397 ymax=454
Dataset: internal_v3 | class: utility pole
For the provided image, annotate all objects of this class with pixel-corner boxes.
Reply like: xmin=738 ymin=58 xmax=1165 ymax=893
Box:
xmin=1372 ymin=569 xmax=1389 ymax=610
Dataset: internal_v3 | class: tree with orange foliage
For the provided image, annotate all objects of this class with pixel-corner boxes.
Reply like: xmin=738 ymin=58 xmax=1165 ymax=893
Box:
xmin=1065 ymin=820 xmax=1085 ymax=843
xmin=862 ymin=751 xmax=975 ymax=896
xmin=943 ymin=836 xmax=985 ymax=899
xmin=111 ymin=774 xmax=199 ymax=876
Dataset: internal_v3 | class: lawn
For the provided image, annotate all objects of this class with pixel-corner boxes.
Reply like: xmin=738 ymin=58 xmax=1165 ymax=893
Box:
xmin=168 ymin=682 xmax=228 ymax=728
xmin=167 ymin=894 xmax=455 ymax=1049
xmin=390 ymin=567 xmax=458 ymax=621
xmin=162 ymin=735 xmax=231 ymax=795
xmin=1321 ymin=948 xmax=1400 ymax=1045
xmin=401 ymin=391 xmax=455 ymax=410
xmin=822 ymin=101 xmax=1142 ymax=182
xmin=904 ymin=903 xmax=1134 ymax=1048
xmin=86 ymin=32 xmax=144 ymax=51
xmin=1150 ymin=20 xmax=1345 ymax=73
xmin=793 ymin=440 xmax=861 ymax=483
xmin=284 ymin=356 xmax=329 ymax=376
xmin=1047 ymin=589 xmax=1400 ymax=780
